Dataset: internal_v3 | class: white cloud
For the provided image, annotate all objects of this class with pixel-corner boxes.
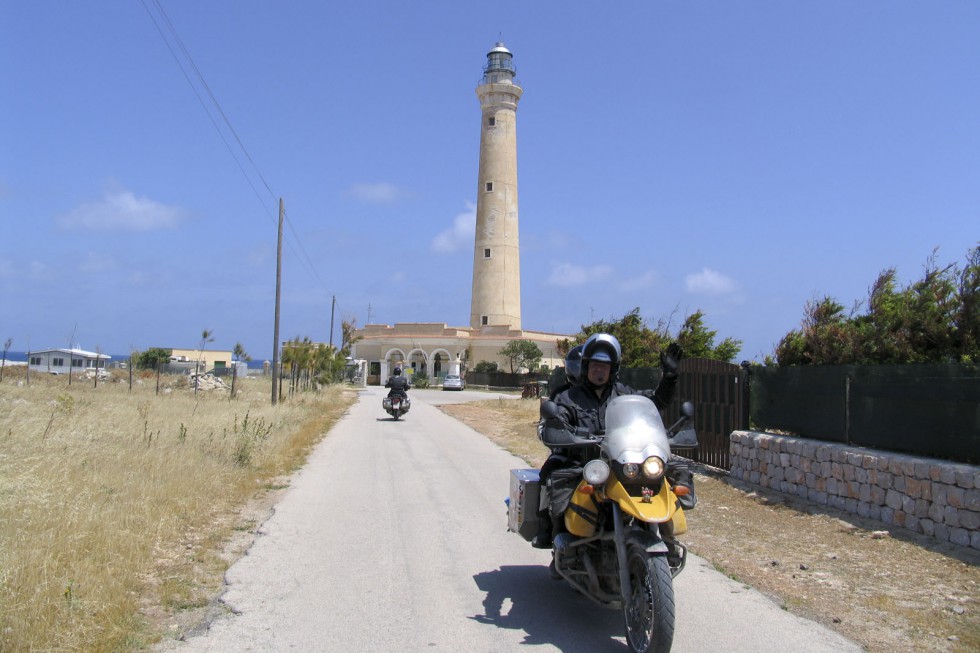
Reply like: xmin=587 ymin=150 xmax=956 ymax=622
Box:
xmin=29 ymin=260 xmax=56 ymax=281
xmin=619 ymin=269 xmax=659 ymax=292
xmin=546 ymin=262 xmax=614 ymax=287
xmin=127 ymin=270 xmax=148 ymax=286
xmin=247 ymin=243 xmax=273 ymax=267
xmin=345 ymin=182 xmax=401 ymax=204
xmin=78 ymin=251 xmax=117 ymax=273
xmin=56 ymin=189 xmax=184 ymax=232
xmin=431 ymin=204 xmax=476 ymax=253
xmin=685 ymin=268 xmax=739 ymax=295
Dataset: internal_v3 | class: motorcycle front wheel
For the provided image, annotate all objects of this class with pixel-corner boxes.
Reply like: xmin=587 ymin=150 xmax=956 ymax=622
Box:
xmin=623 ymin=544 xmax=675 ymax=653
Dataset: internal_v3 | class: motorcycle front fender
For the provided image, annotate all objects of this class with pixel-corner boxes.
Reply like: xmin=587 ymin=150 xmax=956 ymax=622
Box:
xmin=624 ymin=525 xmax=669 ymax=555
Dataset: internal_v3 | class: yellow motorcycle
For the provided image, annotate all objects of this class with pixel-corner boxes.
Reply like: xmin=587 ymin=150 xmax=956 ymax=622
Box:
xmin=509 ymin=395 xmax=697 ymax=653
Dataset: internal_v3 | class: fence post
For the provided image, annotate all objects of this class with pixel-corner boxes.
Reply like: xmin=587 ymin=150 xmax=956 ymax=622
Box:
xmin=739 ymin=360 xmax=752 ymax=431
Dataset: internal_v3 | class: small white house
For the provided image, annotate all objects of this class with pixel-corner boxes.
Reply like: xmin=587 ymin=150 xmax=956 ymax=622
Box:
xmin=28 ymin=348 xmax=111 ymax=375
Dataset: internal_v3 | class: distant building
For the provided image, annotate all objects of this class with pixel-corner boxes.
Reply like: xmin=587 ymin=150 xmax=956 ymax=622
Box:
xmin=354 ymin=323 xmax=565 ymax=386
xmin=28 ymin=348 xmax=110 ymax=375
xmin=167 ymin=348 xmax=233 ymax=372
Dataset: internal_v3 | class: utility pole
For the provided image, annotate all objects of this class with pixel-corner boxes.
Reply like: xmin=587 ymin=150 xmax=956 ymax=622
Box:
xmin=271 ymin=198 xmax=284 ymax=405
xmin=329 ymin=295 xmax=336 ymax=349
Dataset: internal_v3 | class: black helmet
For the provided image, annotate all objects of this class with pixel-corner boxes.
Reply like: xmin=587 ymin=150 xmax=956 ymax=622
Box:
xmin=582 ymin=333 xmax=622 ymax=381
xmin=393 ymin=367 xmax=402 ymax=376
xmin=564 ymin=344 xmax=585 ymax=385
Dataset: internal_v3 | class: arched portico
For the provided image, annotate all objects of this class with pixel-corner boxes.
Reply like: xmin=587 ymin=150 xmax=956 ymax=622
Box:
xmin=380 ymin=348 xmax=406 ymax=381
xmin=429 ymin=348 xmax=452 ymax=380
xmin=406 ymin=348 xmax=428 ymax=377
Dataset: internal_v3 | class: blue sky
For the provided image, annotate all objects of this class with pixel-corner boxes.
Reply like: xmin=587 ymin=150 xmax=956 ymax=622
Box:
xmin=1 ymin=2 xmax=977 ymax=362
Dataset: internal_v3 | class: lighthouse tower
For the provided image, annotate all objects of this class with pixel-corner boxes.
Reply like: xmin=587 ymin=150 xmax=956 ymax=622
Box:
xmin=470 ymin=42 xmax=523 ymax=331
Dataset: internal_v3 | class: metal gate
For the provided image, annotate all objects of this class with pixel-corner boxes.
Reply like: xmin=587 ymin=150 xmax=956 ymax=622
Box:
xmin=663 ymin=358 xmax=748 ymax=470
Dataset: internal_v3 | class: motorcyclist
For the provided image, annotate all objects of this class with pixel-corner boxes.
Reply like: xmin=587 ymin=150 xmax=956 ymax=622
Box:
xmin=547 ymin=343 xmax=585 ymax=400
xmin=384 ymin=367 xmax=409 ymax=399
xmin=532 ymin=344 xmax=585 ymax=541
xmin=532 ymin=333 xmax=694 ymax=549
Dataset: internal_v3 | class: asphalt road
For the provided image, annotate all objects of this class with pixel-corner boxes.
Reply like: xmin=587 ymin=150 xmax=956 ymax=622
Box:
xmin=160 ymin=387 xmax=862 ymax=653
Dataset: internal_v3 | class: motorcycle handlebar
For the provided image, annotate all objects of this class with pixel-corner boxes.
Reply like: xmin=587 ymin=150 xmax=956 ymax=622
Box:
xmin=540 ymin=425 xmax=600 ymax=448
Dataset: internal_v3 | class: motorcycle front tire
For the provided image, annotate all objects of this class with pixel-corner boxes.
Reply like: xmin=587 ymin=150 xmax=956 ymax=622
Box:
xmin=623 ymin=544 xmax=675 ymax=653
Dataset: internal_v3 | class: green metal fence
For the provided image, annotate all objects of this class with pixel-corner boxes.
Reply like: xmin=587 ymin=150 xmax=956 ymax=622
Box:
xmin=751 ymin=363 xmax=980 ymax=464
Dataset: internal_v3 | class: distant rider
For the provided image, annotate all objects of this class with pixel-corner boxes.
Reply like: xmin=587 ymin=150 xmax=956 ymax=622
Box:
xmin=384 ymin=367 xmax=410 ymax=399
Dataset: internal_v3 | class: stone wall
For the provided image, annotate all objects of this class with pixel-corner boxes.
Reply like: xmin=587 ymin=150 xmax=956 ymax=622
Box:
xmin=730 ymin=430 xmax=980 ymax=550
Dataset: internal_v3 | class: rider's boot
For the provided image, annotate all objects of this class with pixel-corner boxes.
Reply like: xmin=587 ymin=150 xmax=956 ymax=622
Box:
xmin=531 ymin=509 xmax=552 ymax=549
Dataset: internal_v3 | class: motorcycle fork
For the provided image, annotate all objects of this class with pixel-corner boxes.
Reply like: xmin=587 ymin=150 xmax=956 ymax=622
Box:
xmin=611 ymin=503 xmax=633 ymax=607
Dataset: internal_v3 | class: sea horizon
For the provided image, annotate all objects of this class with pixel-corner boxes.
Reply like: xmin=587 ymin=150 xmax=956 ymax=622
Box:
xmin=1 ymin=351 xmax=271 ymax=369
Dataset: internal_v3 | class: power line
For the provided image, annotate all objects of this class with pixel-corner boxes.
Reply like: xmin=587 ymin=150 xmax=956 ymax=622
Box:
xmin=139 ymin=0 xmax=273 ymax=221
xmin=150 ymin=0 xmax=276 ymax=201
xmin=140 ymin=0 xmax=335 ymax=302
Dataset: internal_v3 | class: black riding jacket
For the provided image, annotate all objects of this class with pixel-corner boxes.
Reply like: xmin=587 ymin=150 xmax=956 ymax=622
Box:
xmin=385 ymin=375 xmax=409 ymax=397
xmin=540 ymin=372 xmax=692 ymax=506
xmin=552 ymin=374 xmax=677 ymax=436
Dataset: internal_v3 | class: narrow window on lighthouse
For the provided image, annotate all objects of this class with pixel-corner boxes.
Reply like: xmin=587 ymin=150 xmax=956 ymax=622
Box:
xmin=488 ymin=116 xmax=495 ymax=126
xmin=482 ymin=316 xmax=489 ymax=326
xmin=486 ymin=182 xmax=493 ymax=192
xmin=484 ymin=248 xmax=491 ymax=258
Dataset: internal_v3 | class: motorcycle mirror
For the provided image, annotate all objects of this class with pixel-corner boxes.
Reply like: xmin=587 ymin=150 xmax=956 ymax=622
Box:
xmin=540 ymin=400 xmax=560 ymax=420
xmin=680 ymin=401 xmax=695 ymax=419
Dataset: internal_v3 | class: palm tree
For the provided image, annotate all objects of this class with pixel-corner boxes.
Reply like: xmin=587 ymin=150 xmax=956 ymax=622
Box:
xmin=195 ymin=329 xmax=214 ymax=394
xmin=1 ymin=338 xmax=11 ymax=382
xmin=233 ymin=342 xmax=251 ymax=362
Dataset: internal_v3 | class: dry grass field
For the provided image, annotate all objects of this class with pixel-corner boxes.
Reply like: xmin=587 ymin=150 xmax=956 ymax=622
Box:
xmin=0 ymin=366 xmax=357 ymax=652
xmin=4 ymin=372 xmax=974 ymax=653
xmin=438 ymin=397 xmax=980 ymax=653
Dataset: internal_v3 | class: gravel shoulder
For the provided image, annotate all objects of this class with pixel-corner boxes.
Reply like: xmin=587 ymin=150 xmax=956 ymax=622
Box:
xmin=436 ymin=400 xmax=980 ymax=653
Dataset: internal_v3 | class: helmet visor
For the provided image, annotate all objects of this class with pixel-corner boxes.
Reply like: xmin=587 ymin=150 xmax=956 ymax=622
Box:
xmin=589 ymin=350 xmax=613 ymax=364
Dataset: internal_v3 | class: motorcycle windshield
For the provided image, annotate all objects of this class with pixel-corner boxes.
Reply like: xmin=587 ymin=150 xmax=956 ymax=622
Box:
xmin=603 ymin=395 xmax=670 ymax=465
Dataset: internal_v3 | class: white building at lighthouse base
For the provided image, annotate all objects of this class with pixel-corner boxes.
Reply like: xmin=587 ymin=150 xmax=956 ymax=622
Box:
xmin=352 ymin=323 xmax=568 ymax=386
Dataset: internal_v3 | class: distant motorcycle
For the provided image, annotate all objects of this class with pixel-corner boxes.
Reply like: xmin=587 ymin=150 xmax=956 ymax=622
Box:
xmin=508 ymin=395 xmax=698 ymax=653
xmin=382 ymin=394 xmax=410 ymax=420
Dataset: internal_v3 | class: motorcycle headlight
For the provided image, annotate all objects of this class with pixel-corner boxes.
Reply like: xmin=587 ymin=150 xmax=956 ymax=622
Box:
xmin=642 ymin=456 xmax=665 ymax=479
xmin=583 ymin=459 xmax=610 ymax=485
xmin=622 ymin=462 xmax=640 ymax=479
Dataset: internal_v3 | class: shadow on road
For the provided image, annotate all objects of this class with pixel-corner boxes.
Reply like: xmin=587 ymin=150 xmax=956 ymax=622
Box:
xmin=470 ymin=565 xmax=627 ymax=652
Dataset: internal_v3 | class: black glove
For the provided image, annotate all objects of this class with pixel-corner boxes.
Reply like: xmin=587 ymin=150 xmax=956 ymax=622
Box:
xmin=660 ymin=343 xmax=682 ymax=377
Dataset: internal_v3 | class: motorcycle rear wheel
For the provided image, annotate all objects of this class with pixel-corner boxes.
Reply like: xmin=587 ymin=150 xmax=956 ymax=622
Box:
xmin=623 ymin=544 xmax=675 ymax=653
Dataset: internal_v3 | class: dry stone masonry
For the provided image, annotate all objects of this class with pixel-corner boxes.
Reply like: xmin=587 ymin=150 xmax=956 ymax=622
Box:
xmin=730 ymin=430 xmax=980 ymax=550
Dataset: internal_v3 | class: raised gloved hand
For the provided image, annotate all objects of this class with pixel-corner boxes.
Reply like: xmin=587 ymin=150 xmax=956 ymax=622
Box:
xmin=660 ymin=343 xmax=682 ymax=377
